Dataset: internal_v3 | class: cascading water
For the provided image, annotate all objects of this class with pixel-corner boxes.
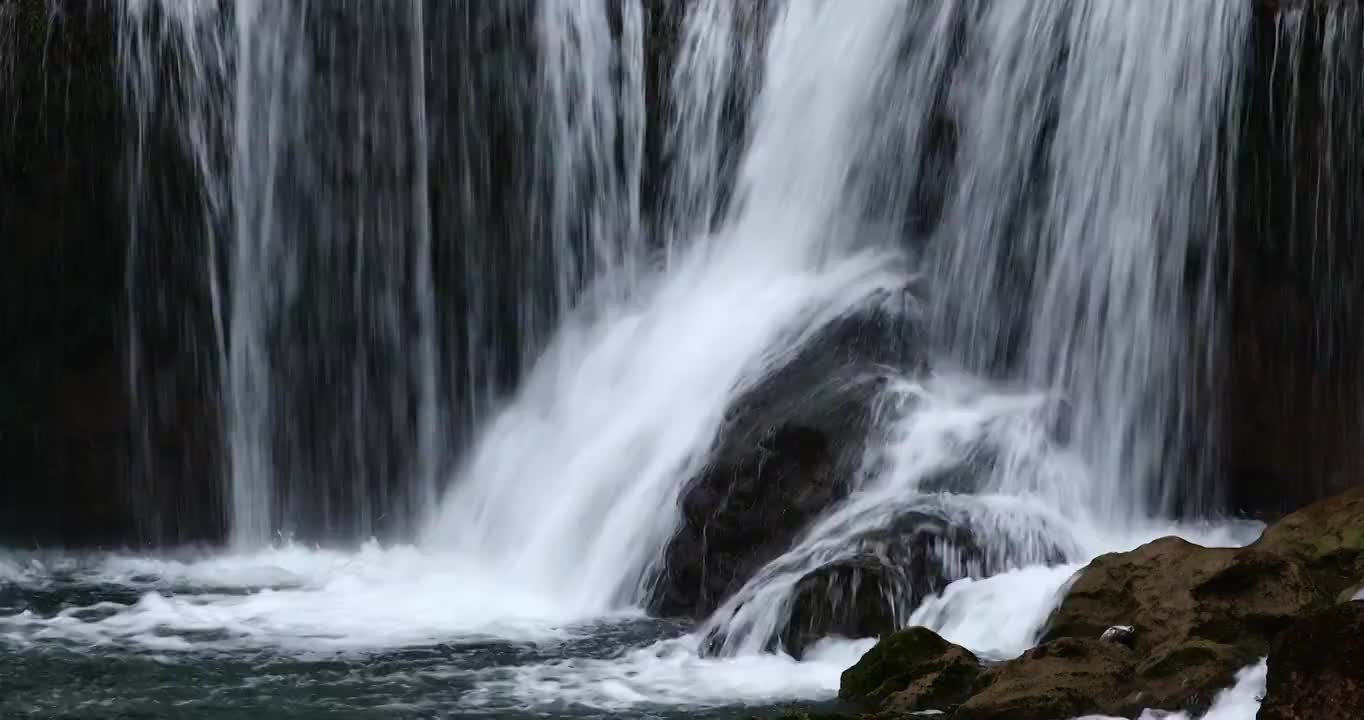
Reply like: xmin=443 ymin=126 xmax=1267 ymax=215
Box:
xmin=112 ymin=0 xmax=1249 ymax=644
xmin=931 ymin=0 xmax=1246 ymax=522
xmin=1022 ymin=0 xmax=1245 ymax=521
xmin=121 ymin=0 xmax=444 ymax=545
xmin=698 ymin=0 xmax=1249 ymax=655
xmin=2 ymin=1 xmax=1301 ymax=717
xmin=424 ymin=0 xmax=914 ymax=614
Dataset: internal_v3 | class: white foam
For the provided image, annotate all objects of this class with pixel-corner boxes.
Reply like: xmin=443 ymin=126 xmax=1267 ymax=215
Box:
xmin=910 ymin=564 xmax=1082 ymax=659
xmin=463 ymin=634 xmax=875 ymax=711
xmin=0 ymin=555 xmax=34 ymax=585
xmin=0 ymin=543 xmax=616 ymax=652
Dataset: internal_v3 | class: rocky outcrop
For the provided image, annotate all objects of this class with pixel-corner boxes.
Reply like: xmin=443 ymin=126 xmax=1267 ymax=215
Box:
xmin=1259 ymin=600 xmax=1364 ymax=720
xmin=839 ymin=627 xmax=981 ymax=714
xmin=651 ymin=420 xmax=853 ymax=620
xmin=1036 ymin=538 xmax=1309 ymax=711
xmin=776 ymin=512 xmax=980 ymax=658
xmin=1032 ymin=486 xmax=1364 ymax=714
xmin=958 ymin=638 xmax=1134 ymax=720
xmin=651 ymin=298 xmax=920 ymax=620
xmin=828 ymin=486 xmax=1364 ymax=719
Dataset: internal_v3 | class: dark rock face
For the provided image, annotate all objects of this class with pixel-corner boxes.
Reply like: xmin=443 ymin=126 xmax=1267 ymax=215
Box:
xmin=651 ymin=420 xmax=852 ymax=620
xmin=777 ymin=513 xmax=979 ymax=658
xmin=839 ymin=626 xmax=981 ymax=713
xmin=650 ymin=296 xmax=920 ymax=620
xmin=697 ymin=489 xmax=1077 ymax=659
xmin=780 ymin=557 xmax=902 ymax=659
xmin=1260 ymin=600 xmax=1364 ymax=720
xmin=0 ymin=0 xmax=153 ymax=546
xmin=1228 ymin=0 xmax=1364 ymax=519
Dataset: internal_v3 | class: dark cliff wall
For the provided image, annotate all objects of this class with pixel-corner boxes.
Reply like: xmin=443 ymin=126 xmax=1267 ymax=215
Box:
xmin=1226 ymin=0 xmax=1364 ymax=516
xmin=0 ymin=0 xmax=138 ymax=546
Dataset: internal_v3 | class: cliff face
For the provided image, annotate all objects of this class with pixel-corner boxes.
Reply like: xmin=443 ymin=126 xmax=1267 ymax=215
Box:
xmin=1 ymin=0 xmax=1362 ymax=547
xmin=0 ymin=0 xmax=137 ymax=546
xmin=1 ymin=0 xmax=225 ymax=546
xmin=1227 ymin=0 xmax=1364 ymax=517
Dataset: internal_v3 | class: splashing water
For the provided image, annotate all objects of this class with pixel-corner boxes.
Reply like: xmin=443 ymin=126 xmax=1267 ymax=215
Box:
xmin=423 ymin=1 xmax=915 ymax=615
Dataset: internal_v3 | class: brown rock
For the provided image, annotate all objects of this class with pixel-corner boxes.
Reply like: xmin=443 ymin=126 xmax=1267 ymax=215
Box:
xmin=839 ymin=626 xmax=981 ymax=714
xmin=826 ymin=488 xmax=1364 ymax=719
xmin=1252 ymin=484 xmax=1364 ymax=600
xmin=1030 ymin=491 xmax=1354 ymax=713
xmin=956 ymin=638 xmax=1133 ymax=720
xmin=1259 ymin=601 xmax=1364 ymax=720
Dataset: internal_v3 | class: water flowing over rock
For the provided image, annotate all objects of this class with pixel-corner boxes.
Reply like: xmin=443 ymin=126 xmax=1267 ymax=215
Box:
xmin=650 ymin=293 xmax=920 ymax=621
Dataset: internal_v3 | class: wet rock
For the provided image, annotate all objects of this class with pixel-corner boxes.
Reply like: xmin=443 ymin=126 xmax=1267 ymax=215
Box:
xmin=650 ymin=294 xmax=922 ymax=620
xmin=778 ymin=513 xmax=980 ymax=658
xmin=1026 ymin=486 xmax=1364 ymax=714
xmin=839 ymin=626 xmax=981 ymax=713
xmin=1336 ymin=579 xmax=1364 ymax=603
xmin=1259 ymin=600 xmax=1364 ymax=720
xmin=779 ymin=557 xmax=903 ymax=659
xmin=1252 ymin=484 xmax=1364 ymax=600
xmin=1038 ymin=536 xmax=1312 ymax=712
xmin=955 ymin=637 xmax=1133 ymax=720
xmin=651 ymin=420 xmax=854 ymax=620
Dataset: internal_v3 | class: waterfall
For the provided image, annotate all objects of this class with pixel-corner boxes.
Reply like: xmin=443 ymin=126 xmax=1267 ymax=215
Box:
xmin=930 ymin=0 xmax=1246 ymax=522
xmin=699 ymin=0 xmax=1248 ymax=654
xmin=121 ymin=1 xmax=443 ymax=545
xmin=423 ymin=0 xmax=914 ymax=613
xmin=112 ymin=0 xmax=1245 ymax=647
xmin=1021 ymin=0 xmax=1245 ymax=521
xmin=530 ymin=0 xmax=646 ymax=341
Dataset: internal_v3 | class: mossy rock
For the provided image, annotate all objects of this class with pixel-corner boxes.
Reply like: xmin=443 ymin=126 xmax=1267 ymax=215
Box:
xmin=956 ymin=638 xmax=1133 ymax=720
xmin=1130 ymin=639 xmax=1260 ymax=715
xmin=1253 ymin=484 xmax=1364 ymax=599
xmin=839 ymin=627 xmax=981 ymax=713
xmin=1030 ymin=491 xmax=1358 ymax=717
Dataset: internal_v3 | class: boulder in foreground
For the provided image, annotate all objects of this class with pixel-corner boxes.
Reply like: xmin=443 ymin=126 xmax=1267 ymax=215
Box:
xmin=1258 ymin=600 xmax=1364 ymax=720
xmin=839 ymin=626 xmax=981 ymax=713
xmin=832 ymin=485 xmax=1364 ymax=719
